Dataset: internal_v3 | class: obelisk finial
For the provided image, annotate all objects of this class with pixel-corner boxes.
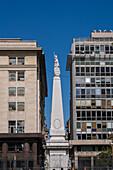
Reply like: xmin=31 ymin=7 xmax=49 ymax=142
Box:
xmin=54 ymin=54 xmax=60 ymax=77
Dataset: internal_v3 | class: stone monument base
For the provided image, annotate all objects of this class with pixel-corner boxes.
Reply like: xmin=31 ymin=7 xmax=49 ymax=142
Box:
xmin=45 ymin=139 xmax=70 ymax=170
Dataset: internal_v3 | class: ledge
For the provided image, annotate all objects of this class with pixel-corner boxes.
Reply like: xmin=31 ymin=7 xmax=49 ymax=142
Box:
xmin=69 ymin=140 xmax=112 ymax=145
xmin=0 ymin=133 xmax=44 ymax=139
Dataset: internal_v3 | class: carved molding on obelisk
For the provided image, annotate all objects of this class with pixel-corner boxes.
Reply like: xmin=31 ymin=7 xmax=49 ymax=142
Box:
xmin=54 ymin=54 xmax=60 ymax=77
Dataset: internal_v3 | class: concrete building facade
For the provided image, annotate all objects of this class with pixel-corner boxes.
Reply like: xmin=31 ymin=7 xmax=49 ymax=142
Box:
xmin=0 ymin=38 xmax=47 ymax=169
xmin=66 ymin=31 xmax=113 ymax=169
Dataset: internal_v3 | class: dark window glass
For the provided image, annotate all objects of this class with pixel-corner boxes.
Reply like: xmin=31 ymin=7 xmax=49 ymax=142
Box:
xmin=96 ymin=67 xmax=99 ymax=72
xmin=76 ymin=89 xmax=80 ymax=94
xmin=111 ymin=67 xmax=113 ymax=72
xmin=77 ymin=111 xmax=80 ymax=117
xmin=90 ymin=45 xmax=94 ymax=51
xmin=81 ymin=89 xmax=85 ymax=94
xmin=105 ymin=45 xmax=109 ymax=53
xmin=9 ymin=57 xmax=16 ymax=65
xmin=76 ymin=67 xmax=79 ymax=72
xmin=9 ymin=72 xmax=16 ymax=81
xmin=101 ymin=89 xmax=105 ymax=94
xmin=97 ymin=124 xmax=101 ymax=128
xmin=106 ymin=89 xmax=110 ymax=94
xmin=86 ymin=67 xmax=90 ymax=72
xmin=18 ymin=72 xmax=24 ymax=81
xmin=9 ymin=102 xmax=16 ymax=111
xmin=81 ymin=67 xmax=84 ymax=72
xmin=106 ymin=67 xmax=109 ymax=72
xmin=85 ymin=45 xmax=89 ymax=50
xmin=9 ymin=87 xmax=16 ymax=96
xmin=17 ymin=102 xmax=24 ymax=111
xmin=80 ymin=45 xmax=84 ymax=51
xmin=17 ymin=87 xmax=24 ymax=96
xmin=18 ymin=58 xmax=24 ymax=65
xmin=91 ymin=67 xmax=95 ymax=72
xmin=91 ymin=78 xmax=95 ymax=83
xmin=75 ymin=45 xmax=79 ymax=51
xmin=101 ymin=67 xmax=104 ymax=72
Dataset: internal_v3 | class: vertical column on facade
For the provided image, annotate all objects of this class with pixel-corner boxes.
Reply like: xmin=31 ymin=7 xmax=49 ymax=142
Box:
xmin=72 ymin=54 xmax=76 ymax=140
xmin=32 ymin=142 xmax=37 ymax=169
xmin=74 ymin=154 xmax=78 ymax=170
xmin=91 ymin=156 xmax=94 ymax=170
xmin=2 ymin=143 xmax=8 ymax=170
xmin=24 ymin=143 xmax=30 ymax=168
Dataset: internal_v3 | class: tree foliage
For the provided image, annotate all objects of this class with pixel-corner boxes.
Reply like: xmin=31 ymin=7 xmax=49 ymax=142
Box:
xmin=95 ymin=145 xmax=112 ymax=168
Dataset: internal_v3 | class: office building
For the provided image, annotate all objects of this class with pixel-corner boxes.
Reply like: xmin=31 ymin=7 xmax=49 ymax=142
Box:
xmin=0 ymin=38 xmax=47 ymax=169
xmin=66 ymin=30 xmax=113 ymax=169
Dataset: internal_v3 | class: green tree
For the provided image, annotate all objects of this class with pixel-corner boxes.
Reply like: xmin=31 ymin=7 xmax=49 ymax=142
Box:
xmin=95 ymin=145 xmax=112 ymax=169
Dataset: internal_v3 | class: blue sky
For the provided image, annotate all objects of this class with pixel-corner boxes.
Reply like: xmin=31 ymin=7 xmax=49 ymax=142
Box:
xmin=0 ymin=0 xmax=113 ymax=131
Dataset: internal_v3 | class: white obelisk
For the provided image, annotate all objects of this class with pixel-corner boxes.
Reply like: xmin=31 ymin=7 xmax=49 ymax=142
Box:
xmin=50 ymin=54 xmax=65 ymax=140
xmin=45 ymin=54 xmax=70 ymax=170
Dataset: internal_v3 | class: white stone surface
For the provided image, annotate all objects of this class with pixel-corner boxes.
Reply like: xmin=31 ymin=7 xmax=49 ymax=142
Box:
xmin=45 ymin=55 xmax=70 ymax=170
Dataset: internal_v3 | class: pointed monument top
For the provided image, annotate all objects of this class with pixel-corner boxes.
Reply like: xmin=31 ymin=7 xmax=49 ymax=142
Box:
xmin=54 ymin=54 xmax=60 ymax=77
xmin=50 ymin=54 xmax=65 ymax=139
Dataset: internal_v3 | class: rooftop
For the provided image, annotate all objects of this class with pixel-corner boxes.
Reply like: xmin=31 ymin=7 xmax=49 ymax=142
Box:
xmin=73 ymin=30 xmax=113 ymax=42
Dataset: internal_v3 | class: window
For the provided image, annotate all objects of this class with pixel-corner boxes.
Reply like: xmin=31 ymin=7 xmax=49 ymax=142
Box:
xmin=76 ymin=100 xmax=80 ymax=106
xmin=80 ymin=45 xmax=84 ymax=52
xmin=77 ymin=111 xmax=80 ymax=118
xmin=101 ymin=89 xmax=105 ymax=94
xmin=81 ymin=100 xmax=85 ymax=106
xmin=76 ymin=89 xmax=80 ymax=95
xmin=81 ymin=89 xmax=85 ymax=94
xmin=86 ymin=78 xmax=90 ymax=83
xmin=17 ymin=87 xmax=24 ymax=96
xmin=18 ymin=72 xmax=24 ymax=81
xmin=17 ymin=102 xmax=24 ymax=111
xmin=106 ymin=67 xmax=109 ymax=72
xmin=8 ymin=144 xmax=15 ymax=151
xmin=86 ymin=67 xmax=90 ymax=72
xmin=85 ymin=45 xmax=89 ymax=53
xmin=86 ymin=89 xmax=90 ymax=95
xmin=107 ymin=123 xmax=111 ymax=128
xmin=76 ymin=78 xmax=81 ymax=84
xmin=9 ymin=87 xmax=16 ymax=96
xmin=8 ymin=121 xmax=16 ymax=133
xmin=86 ymin=123 xmax=91 ymax=128
xmin=81 ymin=67 xmax=84 ymax=72
xmin=97 ymin=123 xmax=101 ymax=129
xmin=96 ymin=67 xmax=100 ymax=72
xmin=75 ymin=45 xmax=79 ymax=53
xmin=96 ymin=78 xmax=100 ymax=83
xmin=18 ymin=58 xmax=24 ymax=65
xmin=91 ymin=100 xmax=96 ymax=106
xmin=106 ymin=89 xmax=110 ymax=94
xmin=77 ymin=122 xmax=81 ymax=129
xmin=9 ymin=57 xmax=16 ymax=65
xmin=105 ymin=45 xmax=109 ymax=53
xmin=91 ymin=67 xmax=95 ymax=72
xmin=9 ymin=102 xmax=16 ymax=111
xmin=76 ymin=67 xmax=79 ymax=72
xmin=16 ymin=143 xmax=24 ymax=151
xmin=90 ymin=45 xmax=94 ymax=52
xmin=96 ymin=100 xmax=101 ymax=106
xmin=91 ymin=89 xmax=95 ymax=95
xmin=100 ymin=45 xmax=104 ymax=52
xmin=77 ymin=134 xmax=81 ymax=140
xmin=86 ymin=100 xmax=91 ymax=106
xmin=101 ymin=67 xmax=104 ymax=72
xmin=17 ymin=120 xmax=24 ymax=133
xmin=9 ymin=72 xmax=16 ymax=81
xmin=96 ymin=89 xmax=101 ymax=95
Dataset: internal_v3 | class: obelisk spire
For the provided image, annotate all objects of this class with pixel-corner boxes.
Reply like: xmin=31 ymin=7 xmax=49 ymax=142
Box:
xmin=54 ymin=54 xmax=60 ymax=77
xmin=50 ymin=54 xmax=65 ymax=139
